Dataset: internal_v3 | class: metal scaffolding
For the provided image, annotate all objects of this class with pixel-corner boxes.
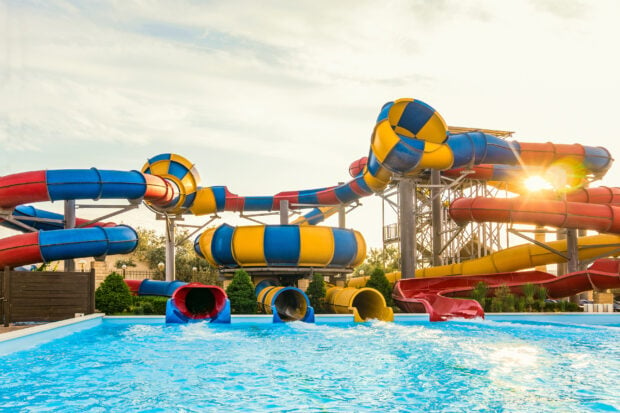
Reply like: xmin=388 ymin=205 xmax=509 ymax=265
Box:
xmin=381 ymin=174 xmax=509 ymax=271
xmin=381 ymin=126 xmax=514 ymax=272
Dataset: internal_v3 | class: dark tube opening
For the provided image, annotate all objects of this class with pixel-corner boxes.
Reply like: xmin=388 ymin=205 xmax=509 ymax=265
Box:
xmin=185 ymin=288 xmax=216 ymax=317
xmin=274 ymin=289 xmax=308 ymax=322
xmin=352 ymin=290 xmax=385 ymax=321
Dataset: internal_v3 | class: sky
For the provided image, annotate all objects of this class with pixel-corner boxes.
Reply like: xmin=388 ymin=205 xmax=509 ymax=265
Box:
xmin=1 ymin=0 xmax=620 ymax=249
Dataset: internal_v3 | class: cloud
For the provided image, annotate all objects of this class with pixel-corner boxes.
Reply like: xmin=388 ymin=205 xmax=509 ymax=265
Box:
xmin=529 ymin=0 xmax=589 ymax=20
xmin=2 ymin=0 xmax=620 ymax=248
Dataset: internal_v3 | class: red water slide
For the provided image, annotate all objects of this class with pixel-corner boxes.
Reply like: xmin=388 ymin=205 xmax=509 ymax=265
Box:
xmin=393 ymin=259 xmax=620 ymax=321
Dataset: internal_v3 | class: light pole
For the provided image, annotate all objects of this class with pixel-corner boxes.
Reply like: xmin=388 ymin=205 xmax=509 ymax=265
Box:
xmin=121 ymin=264 xmax=127 ymax=277
xmin=158 ymin=262 xmax=165 ymax=280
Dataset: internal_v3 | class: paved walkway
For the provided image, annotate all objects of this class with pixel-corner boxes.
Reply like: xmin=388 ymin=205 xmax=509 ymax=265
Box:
xmin=0 ymin=324 xmax=40 ymax=334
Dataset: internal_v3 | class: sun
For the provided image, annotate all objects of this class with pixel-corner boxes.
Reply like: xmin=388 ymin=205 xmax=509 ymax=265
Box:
xmin=523 ymin=175 xmax=554 ymax=192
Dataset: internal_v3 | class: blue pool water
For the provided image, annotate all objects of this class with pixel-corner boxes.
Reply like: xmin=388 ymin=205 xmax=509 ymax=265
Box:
xmin=1 ymin=317 xmax=619 ymax=412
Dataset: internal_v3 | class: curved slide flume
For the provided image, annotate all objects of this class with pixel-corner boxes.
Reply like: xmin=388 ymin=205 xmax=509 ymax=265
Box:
xmin=410 ymin=193 xmax=620 ymax=279
xmin=450 ymin=197 xmax=620 ymax=234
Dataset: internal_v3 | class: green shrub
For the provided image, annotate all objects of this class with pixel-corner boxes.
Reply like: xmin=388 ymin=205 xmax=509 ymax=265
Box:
xmin=131 ymin=296 xmax=168 ymax=315
xmin=366 ymin=267 xmax=393 ymax=306
xmin=95 ymin=273 xmax=132 ymax=314
xmin=522 ymin=283 xmax=536 ymax=312
xmin=504 ymin=292 xmax=516 ymax=312
xmin=536 ymin=286 xmax=548 ymax=311
xmin=226 ymin=270 xmax=257 ymax=314
xmin=490 ymin=285 xmax=512 ymax=313
xmin=471 ymin=282 xmax=488 ymax=309
xmin=558 ymin=300 xmax=567 ymax=312
xmin=306 ymin=273 xmax=327 ymax=313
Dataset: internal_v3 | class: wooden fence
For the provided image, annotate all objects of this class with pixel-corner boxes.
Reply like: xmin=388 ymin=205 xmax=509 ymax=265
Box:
xmin=1 ymin=267 xmax=95 ymax=326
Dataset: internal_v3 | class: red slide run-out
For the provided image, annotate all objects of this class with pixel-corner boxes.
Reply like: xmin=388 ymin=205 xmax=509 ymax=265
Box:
xmin=393 ymin=259 xmax=620 ymax=322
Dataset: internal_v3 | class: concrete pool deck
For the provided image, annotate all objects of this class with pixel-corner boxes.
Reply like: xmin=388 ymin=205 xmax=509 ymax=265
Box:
xmin=0 ymin=324 xmax=39 ymax=334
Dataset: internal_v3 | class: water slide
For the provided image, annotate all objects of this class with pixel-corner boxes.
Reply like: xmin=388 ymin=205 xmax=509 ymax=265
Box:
xmin=191 ymin=99 xmax=611 ymax=268
xmin=2 ymin=100 xmax=610 ymax=272
xmin=254 ymin=282 xmax=315 ymax=323
xmin=125 ymin=279 xmax=231 ymax=324
xmin=412 ymin=189 xmax=620 ymax=279
xmin=390 ymin=185 xmax=620 ymax=320
xmin=0 ymin=154 xmax=218 ymax=269
xmin=393 ymin=259 xmax=620 ymax=321
xmin=2 ymin=98 xmax=617 ymax=322
xmin=322 ymin=98 xmax=614 ymax=320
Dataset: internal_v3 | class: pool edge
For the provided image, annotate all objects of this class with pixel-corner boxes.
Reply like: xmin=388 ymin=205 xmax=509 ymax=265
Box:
xmin=0 ymin=314 xmax=104 ymax=355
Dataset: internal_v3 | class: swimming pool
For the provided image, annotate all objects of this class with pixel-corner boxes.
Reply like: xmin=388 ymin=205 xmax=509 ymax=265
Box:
xmin=1 ymin=315 xmax=618 ymax=412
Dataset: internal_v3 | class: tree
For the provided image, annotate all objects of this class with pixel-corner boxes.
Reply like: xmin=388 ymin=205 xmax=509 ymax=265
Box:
xmin=130 ymin=227 xmax=219 ymax=283
xmin=306 ymin=273 xmax=327 ymax=313
xmin=114 ymin=258 xmax=137 ymax=269
xmin=95 ymin=272 xmax=132 ymax=314
xmin=353 ymin=246 xmax=400 ymax=277
xmin=365 ymin=267 xmax=393 ymax=306
xmin=225 ymin=270 xmax=256 ymax=314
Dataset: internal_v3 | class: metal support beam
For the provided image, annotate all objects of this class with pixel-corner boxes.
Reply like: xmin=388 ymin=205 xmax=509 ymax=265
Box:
xmin=175 ymin=215 xmax=220 ymax=246
xmin=508 ymin=228 xmax=568 ymax=260
xmin=399 ymin=179 xmax=416 ymax=279
xmin=75 ymin=204 xmax=140 ymax=228
xmin=280 ymin=200 xmax=289 ymax=225
xmin=338 ymin=204 xmax=346 ymax=228
xmin=165 ymin=215 xmax=176 ymax=282
xmin=556 ymin=229 xmax=567 ymax=276
xmin=566 ymin=228 xmax=579 ymax=273
xmin=431 ymin=169 xmax=442 ymax=266
xmin=64 ymin=200 xmax=76 ymax=272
